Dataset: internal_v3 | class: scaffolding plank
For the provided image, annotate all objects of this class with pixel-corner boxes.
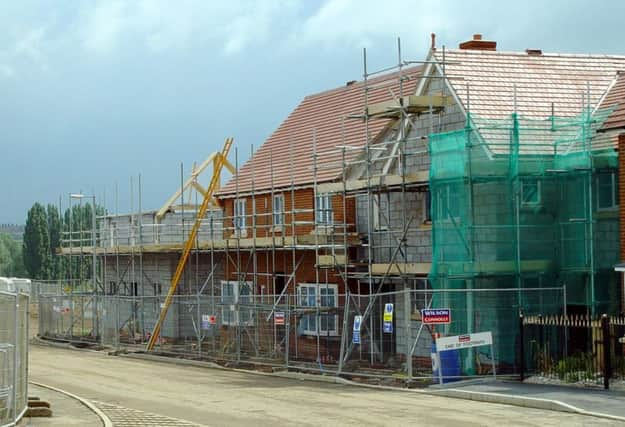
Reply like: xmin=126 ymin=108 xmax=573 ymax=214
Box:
xmin=370 ymin=263 xmax=431 ymax=276
xmin=317 ymin=171 xmax=428 ymax=194
xmin=367 ymin=95 xmax=452 ymax=117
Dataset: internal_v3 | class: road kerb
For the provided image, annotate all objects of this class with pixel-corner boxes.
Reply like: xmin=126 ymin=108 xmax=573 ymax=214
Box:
xmin=29 ymin=381 xmax=113 ymax=427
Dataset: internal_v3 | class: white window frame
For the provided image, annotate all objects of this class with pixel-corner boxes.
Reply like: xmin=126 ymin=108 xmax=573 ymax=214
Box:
xmin=315 ymin=194 xmax=333 ymax=225
xmin=220 ymin=280 xmax=254 ymax=326
xmin=234 ymin=198 xmax=247 ymax=235
xmin=437 ymin=185 xmax=460 ymax=222
xmin=597 ymin=172 xmax=619 ymax=211
xmin=372 ymin=194 xmax=386 ymax=231
xmin=297 ymin=283 xmax=339 ymax=336
xmin=273 ymin=194 xmax=284 ymax=227
xmin=521 ymin=179 xmax=541 ymax=207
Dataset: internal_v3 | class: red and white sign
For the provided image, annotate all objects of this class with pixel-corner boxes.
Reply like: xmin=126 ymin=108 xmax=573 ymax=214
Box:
xmin=421 ymin=308 xmax=451 ymax=324
xmin=436 ymin=331 xmax=493 ymax=351
xmin=274 ymin=312 xmax=285 ymax=325
xmin=209 ymin=315 xmax=217 ymax=325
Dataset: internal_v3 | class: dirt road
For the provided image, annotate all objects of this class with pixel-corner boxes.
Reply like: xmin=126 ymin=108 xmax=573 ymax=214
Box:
xmin=28 ymin=345 xmax=615 ymax=426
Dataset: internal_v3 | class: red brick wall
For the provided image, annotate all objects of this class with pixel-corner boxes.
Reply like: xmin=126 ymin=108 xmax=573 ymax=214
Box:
xmin=220 ymin=188 xmax=355 ymax=238
xmin=619 ymin=134 xmax=625 ymax=312
xmin=223 ymin=250 xmax=351 ymax=294
xmin=620 ymin=134 xmax=625 ymax=262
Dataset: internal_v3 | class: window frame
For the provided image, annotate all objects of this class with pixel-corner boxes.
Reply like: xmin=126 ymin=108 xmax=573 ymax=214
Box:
xmin=315 ymin=194 xmax=333 ymax=225
xmin=297 ymin=283 xmax=339 ymax=336
xmin=521 ymin=179 xmax=542 ymax=207
xmin=423 ymin=190 xmax=432 ymax=223
xmin=234 ymin=198 xmax=247 ymax=233
xmin=273 ymin=194 xmax=285 ymax=227
xmin=596 ymin=171 xmax=619 ymax=211
xmin=437 ymin=185 xmax=460 ymax=222
xmin=220 ymin=280 xmax=254 ymax=326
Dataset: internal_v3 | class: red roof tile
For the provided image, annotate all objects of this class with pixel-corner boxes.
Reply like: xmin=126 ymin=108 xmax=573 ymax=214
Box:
xmin=599 ymin=72 xmax=625 ymax=131
xmin=217 ymin=67 xmax=421 ymax=197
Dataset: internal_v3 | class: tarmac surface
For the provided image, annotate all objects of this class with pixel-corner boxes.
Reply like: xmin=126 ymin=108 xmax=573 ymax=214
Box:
xmin=28 ymin=344 xmax=620 ymax=426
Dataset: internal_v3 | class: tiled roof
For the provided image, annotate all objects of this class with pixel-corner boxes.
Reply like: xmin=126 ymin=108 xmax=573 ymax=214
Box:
xmin=599 ymin=72 xmax=625 ymax=131
xmin=217 ymin=66 xmax=422 ymax=196
xmin=431 ymin=49 xmax=625 ymax=120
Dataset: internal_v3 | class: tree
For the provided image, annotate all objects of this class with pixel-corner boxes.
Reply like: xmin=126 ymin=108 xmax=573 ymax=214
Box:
xmin=23 ymin=203 xmax=50 ymax=279
xmin=46 ymin=204 xmax=62 ymax=279
xmin=0 ymin=233 xmax=27 ymax=277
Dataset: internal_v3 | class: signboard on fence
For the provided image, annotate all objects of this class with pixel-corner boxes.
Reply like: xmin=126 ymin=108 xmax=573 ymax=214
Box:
xmin=274 ymin=312 xmax=285 ymax=325
xmin=353 ymin=315 xmax=362 ymax=344
xmin=201 ymin=314 xmax=211 ymax=329
xmin=421 ymin=308 xmax=451 ymax=325
xmin=383 ymin=303 xmax=393 ymax=333
xmin=435 ymin=331 xmax=496 ymax=385
xmin=201 ymin=314 xmax=217 ymax=329
xmin=436 ymin=331 xmax=493 ymax=351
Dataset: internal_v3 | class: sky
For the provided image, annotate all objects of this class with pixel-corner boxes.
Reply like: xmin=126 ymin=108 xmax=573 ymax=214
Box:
xmin=1 ymin=0 xmax=625 ymax=223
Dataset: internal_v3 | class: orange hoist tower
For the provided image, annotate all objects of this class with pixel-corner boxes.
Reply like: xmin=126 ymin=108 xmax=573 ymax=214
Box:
xmin=146 ymin=137 xmax=234 ymax=351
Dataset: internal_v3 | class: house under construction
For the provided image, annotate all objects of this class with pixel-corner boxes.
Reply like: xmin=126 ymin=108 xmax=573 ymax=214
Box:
xmin=49 ymin=34 xmax=625 ymax=379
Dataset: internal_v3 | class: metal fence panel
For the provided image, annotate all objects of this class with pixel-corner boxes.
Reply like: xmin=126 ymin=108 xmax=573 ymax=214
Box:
xmin=38 ymin=287 xmax=565 ymax=384
xmin=0 ymin=288 xmax=29 ymax=427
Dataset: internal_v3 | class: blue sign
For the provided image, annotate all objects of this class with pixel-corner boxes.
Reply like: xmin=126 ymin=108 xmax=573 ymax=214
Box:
xmin=383 ymin=303 xmax=394 ymax=333
xmin=353 ymin=315 xmax=362 ymax=345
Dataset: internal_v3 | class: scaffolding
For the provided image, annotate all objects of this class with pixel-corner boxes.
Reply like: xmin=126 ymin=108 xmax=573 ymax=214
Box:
xmin=428 ymin=104 xmax=620 ymax=363
xmin=46 ymin=39 xmax=622 ymax=382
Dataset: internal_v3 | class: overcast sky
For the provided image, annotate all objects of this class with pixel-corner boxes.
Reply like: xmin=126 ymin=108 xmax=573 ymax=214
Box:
xmin=2 ymin=0 xmax=625 ymax=223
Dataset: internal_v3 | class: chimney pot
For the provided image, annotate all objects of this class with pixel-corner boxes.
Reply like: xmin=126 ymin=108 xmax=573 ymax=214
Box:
xmin=459 ymin=34 xmax=496 ymax=51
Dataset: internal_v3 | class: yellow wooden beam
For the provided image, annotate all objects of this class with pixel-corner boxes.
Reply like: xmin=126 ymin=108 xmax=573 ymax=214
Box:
xmin=147 ymin=137 xmax=234 ymax=351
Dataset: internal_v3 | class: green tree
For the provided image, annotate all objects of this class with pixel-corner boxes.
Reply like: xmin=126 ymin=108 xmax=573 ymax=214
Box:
xmin=0 ymin=233 xmax=27 ymax=277
xmin=46 ymin=204 xmax=62 ymax=279
xmin=23 ymin=203 xmax=50 ymax=279
xmin=0 ymin=233 xmax=13 ymax=275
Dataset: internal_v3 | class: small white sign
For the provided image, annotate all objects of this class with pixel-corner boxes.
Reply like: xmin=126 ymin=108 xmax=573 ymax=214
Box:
xmin=436 ymin=331 xmax=493 ymax=351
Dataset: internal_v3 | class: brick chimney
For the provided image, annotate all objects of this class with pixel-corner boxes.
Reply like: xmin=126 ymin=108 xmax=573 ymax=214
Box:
xmin=459 ymin=34 xmax=497 ymax=51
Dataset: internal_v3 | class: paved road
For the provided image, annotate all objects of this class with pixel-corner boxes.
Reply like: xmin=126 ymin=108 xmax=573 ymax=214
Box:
xmin=29 ymin=345 xmax=617 ymax=426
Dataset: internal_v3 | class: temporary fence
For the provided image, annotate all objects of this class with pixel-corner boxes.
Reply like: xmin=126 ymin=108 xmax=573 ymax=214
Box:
xmin=0 ymin=281 xmax=29 ymax=427
xmin=521 ymin=313 xmax=625 ymax=389
xmin=38 ymin=286 xmax=564 ymax=384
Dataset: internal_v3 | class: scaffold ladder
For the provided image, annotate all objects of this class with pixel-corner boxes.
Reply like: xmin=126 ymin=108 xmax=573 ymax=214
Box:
xmin=146 ymin=137 xmax=234 ymax=351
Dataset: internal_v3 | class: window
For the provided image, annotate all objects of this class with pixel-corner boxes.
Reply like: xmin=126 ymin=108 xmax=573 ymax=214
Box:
xmin=220 ymin=280 xmax=254 ymax=326
xmin=372 ymin=194 xmax=383 ymax=230
xmin=297 ymin=283 xmax=338 ymax=336
xmin=127 ymin=282 xmax=138 ymax=297
xmin=234 ymin=199 xmax=246 ymax=231
xmin=521 ymin=180 xmax=541 ymax=206
xmin=597 ymin=172 xmax=618 ymax=210
xmin=315 ymin=194 xmax=333 ymax=225
xmin=437 ymin=185 xmax=460 ymax=221
xmin=273 ymin=194 xmax=284 ymax=226
xmin=153 ymin=283 xmax=162 ymax=296
xmin=423 ymin=191 xmax=432 ymax=223
xmin=107 ymin=281 xmax=118 ymax=296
